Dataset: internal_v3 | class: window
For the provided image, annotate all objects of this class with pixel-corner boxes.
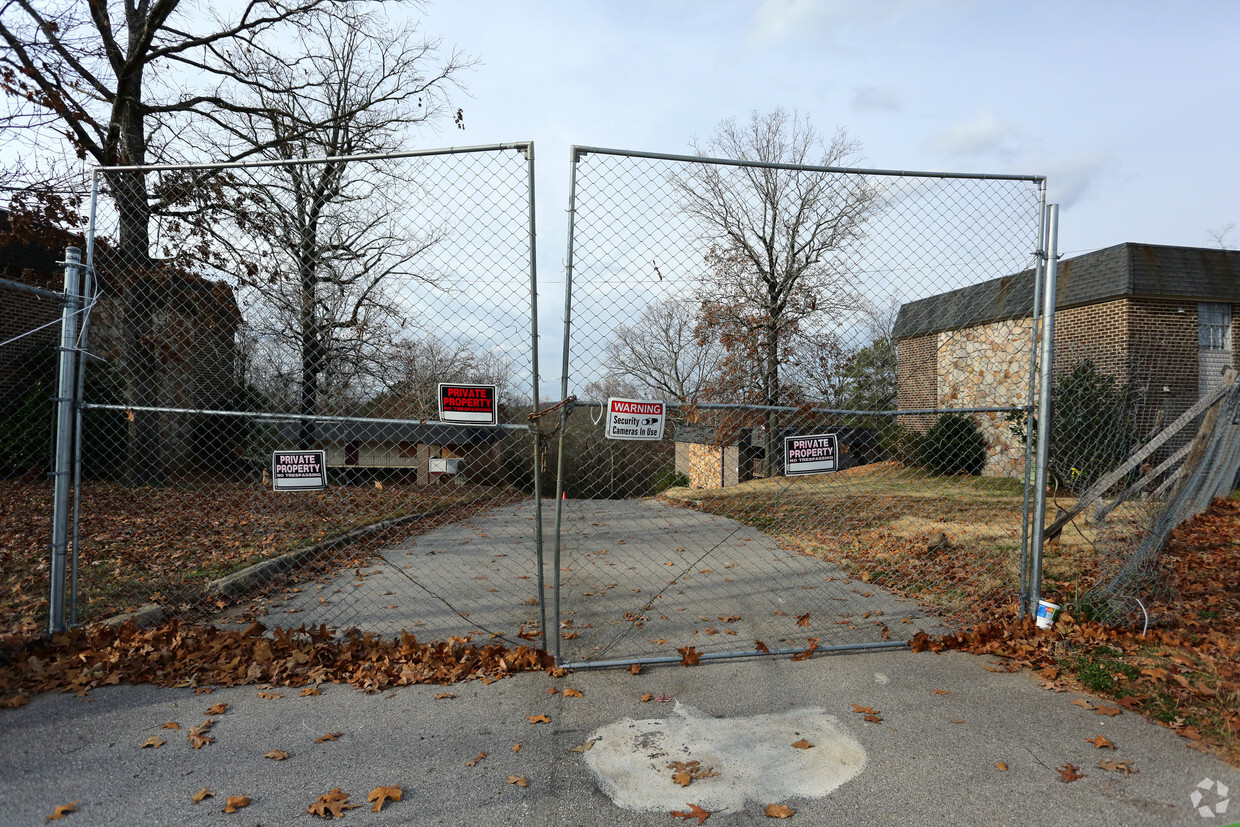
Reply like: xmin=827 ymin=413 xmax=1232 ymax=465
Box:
xmin=1199 ymin=302 xmax=1231 ymax=351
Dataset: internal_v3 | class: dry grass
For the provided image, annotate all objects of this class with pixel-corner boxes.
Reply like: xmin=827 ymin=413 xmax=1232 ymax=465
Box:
xmin=659 ymin=461 xmax=1149 ymax=624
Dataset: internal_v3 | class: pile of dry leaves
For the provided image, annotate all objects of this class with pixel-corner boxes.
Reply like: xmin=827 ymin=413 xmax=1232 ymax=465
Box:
xmin=914 ymin=497 xmax=1240 ymax=767
xmin=0 ymin=620 xmax=555 ymax=708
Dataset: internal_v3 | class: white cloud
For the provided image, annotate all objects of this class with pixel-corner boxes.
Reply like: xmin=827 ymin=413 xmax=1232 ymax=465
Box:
xmin=930 ymin=111 xmax=1017 ymax=156
xmin=851 ymin=85 xmax=901 ymax=113
xmin=1036 ymin=151 xmax=1113 ymax=208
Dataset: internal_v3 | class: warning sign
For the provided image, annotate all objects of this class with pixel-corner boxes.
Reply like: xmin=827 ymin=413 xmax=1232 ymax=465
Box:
xmin=272 ymin=450 xmax=327 ymax=491
xmin=784 ymin=433 xmax=839 ymax=476
xmin=605 ymin=397 xmax=666 ymax=441
xmin=438 ymin=383 xmax=498 ymax=426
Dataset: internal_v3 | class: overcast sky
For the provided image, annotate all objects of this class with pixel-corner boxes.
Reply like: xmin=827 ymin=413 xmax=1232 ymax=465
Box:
xmin=419 ymin=0 xmax=1238 ymax=262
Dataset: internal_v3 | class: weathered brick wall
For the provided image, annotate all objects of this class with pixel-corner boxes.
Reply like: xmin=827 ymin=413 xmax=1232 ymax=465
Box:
xmin=1125 ymin=298 xmax=1201 ymax=451
xmin=896 ymin=332 xmax=937 ymax=432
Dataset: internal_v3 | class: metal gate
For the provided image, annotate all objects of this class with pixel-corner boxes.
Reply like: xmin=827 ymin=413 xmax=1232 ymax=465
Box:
xmin=54 ymin=143 xmax=545 ymax=644
xmin=550 ymin=144 xmax=1048 ymax=667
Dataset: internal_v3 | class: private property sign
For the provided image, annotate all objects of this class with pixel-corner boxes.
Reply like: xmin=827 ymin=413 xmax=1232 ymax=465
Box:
xmin=272 ymin=450 xmax=327 ymax=491
xmin=784 ymin=433 xmax=839 ymax=476
xmin=605 ymin=398 xmax=666 ymax=441
xmin=438 ymin=383 xmax=498 ymax=425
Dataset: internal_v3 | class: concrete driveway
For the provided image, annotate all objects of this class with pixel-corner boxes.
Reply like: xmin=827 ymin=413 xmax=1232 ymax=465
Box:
xmin=250 ymin=497 xmax=944 ymax=668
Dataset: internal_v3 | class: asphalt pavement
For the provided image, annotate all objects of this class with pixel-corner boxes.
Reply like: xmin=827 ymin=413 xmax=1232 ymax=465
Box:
xmin=2 ymin=644 xmax=1237 ymax=825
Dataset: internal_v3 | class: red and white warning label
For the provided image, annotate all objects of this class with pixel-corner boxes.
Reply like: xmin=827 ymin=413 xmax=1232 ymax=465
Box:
xmin=605 ymin=397 xmax=666 ymax=441
xmin=438 ymin=383 xmax=498 ymax=425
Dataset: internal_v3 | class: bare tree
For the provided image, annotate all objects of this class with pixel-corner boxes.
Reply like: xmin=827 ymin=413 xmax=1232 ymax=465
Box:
xmin=674 ymin=109 xmax=881 ymax=472
xmin=1207 ymin=222 xmax=1237 ymax=250
xmin=602 ymin=298 xmax=725 ymax=404
xmin=369 ymin=336 xmax=514 ymax=421
xmin=184 ymin=9 xmax=473 ymax=446
xmin=1 ymin=0 xmax=378 ymax=483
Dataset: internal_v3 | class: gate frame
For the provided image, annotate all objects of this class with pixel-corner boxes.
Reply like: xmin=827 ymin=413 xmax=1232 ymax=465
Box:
xmin=49 ymin=142 xmax=546 ymax=642
xmin=551 ymin=143 xmax=1052 ymax=668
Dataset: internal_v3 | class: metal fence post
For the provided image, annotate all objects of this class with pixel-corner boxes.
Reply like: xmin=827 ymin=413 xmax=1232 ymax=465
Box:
xmin=1028 ymin=204 xmax=1059 ymax=615
xmin=1018 ymin=186 xmax=1048 ymax=618
xmin=523 ymin=142 xmax=548 ymax=650
xmin=48 ymin=246 xmax=82 ymax=634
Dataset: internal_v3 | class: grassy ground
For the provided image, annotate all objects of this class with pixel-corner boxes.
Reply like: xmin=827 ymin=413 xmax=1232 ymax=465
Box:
xmin=917 ymin=495 xmax=1240 ymax=767
xmin=659 ymin=461 xmax=1147 ymax=625
xmin=0 ymin=479 xmax=523 ymax=635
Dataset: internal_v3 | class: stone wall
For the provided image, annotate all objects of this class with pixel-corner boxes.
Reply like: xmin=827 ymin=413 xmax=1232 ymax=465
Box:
xmin=936 ymin=317 xmax=1035 ymax=476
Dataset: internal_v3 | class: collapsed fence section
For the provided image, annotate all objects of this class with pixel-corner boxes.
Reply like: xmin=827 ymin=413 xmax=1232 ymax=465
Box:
xmin=551 ymin=144 xmax=1047 ymax=666
xmin=57 ymin=143 xmax=544 ymax=643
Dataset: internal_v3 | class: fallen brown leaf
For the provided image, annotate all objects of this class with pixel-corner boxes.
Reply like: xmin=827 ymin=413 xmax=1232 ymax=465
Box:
xmin=192 ymin=788 xmax=214 ymax=803
xmin=315 ymin=732 xmax=344 ymax=743
xmin=466 ymin=751 xmax=488 ymax=767
xmin=140 ymin=736 xmax=165 ymax=749
xmin=678 ymin=646 xmax=702 ymax=666
xmin=996 ymin=762 xmax=1008 ymax=771
xmin=627 ymin=664 xmax=642 ymax=675
xmin=791 ymin=739 xmax=813 ymax=749
xmin=188 ymin=718 xmax=215 ymax=749
xmin=1098 ymin=759 xmax=1138 ymax=777
xmin=257 ymin=691 xmax=283 ymax=700
xmin=932 ymin=689 xmax=951 ymax=696
xmin=755 ymin=640 xmax=770 ymax=654
xmin=796 ymin=613 xmax=811 ymax=628
xmin=367 ymin=786 xmax=402 ymax=812
xmin=46 ymin=801 xmax=78 ymax=820
xmin=1070 ymin=699 xmax=1095 ymax=710
xmin=526 ymin=714 xmax=550 ymax=724
xmin=1086 ymin=735 xmax=1115 ymax=749
xmin=222 ymin=795 xmax=251 ymax=814
xmin=670 ymin=802 xmax=712 ymax=824
xmin=563 ymin=688 xmax=584 ymax=698
xmin=507 ymin=775 xmax=528 ymax=787
xmin=205 ymin=702 xmax=229 ymax=715
xmin=434 ymin=693 xmax=454 ymax=700
xmin=300 ymin=686 xmax=322 ymax=697
xmin=667 ymin=760 xmax=719 ymax=787
xmin=264 ymin=750 xmax=289 ymax=760
xmin=307 ymin=788 xmax=360 ymax=818
xmin=513 ymin=742 xmax=521 ymax=752
xmin=765 ymin=803 xmax=796 ymax=818
xmin=1094 ymin=705 xmax=1122 ymax=717
xmin=1058 ymin=763 xmax=1087 ymax=782
xmin=160 ymin=722 xmax=180 ymax=730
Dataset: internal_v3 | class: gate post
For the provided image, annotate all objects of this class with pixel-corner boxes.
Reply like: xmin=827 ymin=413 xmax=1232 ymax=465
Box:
xmin=48 ymin=246 xmax=83 ymax=634
xmin=1028 ymin=204 xmax=1060 ymax=616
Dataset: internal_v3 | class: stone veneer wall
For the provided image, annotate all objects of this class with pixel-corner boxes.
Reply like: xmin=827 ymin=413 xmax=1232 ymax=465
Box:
xmin=896 ymin=296 xmax=1240 ymax=477
xmin=936 ymin=318 xmax=1036 ymax=476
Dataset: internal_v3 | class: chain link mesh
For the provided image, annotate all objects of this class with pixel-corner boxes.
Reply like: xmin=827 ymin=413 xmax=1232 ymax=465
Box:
xmin=551 ymin=148 xmax=1045 ymax=664
xmin=70 ymin=146 xmax=542 ymax=644
xmin=1 ymin=275 xmax=64 ymax=630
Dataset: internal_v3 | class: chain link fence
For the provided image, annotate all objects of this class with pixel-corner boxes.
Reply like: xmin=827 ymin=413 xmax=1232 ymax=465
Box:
xmin=57 ymin=144 xmax=544 ymax=644
xmin=549 ymin=146 xmax=1046 ymax=666
xmin=1 ymin=274 xmax=67 ymax=632
xmin=1036 ymin=321 xmax=1240 ymax=628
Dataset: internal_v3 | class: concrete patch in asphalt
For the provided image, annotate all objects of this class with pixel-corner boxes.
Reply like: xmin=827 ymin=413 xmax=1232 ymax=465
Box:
xmin=583 ymin=702 xmax=865 ymax=812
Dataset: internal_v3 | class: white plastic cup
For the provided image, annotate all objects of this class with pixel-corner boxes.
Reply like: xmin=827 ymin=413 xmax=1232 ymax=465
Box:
xmin=1035 ymin=599 xmax=1061 ymax=630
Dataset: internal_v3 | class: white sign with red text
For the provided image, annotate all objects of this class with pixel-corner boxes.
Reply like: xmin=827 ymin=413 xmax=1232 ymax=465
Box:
xmin=605 ymin=397 xmax=666 ymax=441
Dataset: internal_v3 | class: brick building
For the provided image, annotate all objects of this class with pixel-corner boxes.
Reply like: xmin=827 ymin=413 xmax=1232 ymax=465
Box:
xmin=894 ymin=243 xmax=1240 ymax=476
